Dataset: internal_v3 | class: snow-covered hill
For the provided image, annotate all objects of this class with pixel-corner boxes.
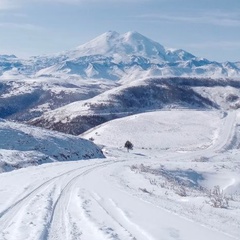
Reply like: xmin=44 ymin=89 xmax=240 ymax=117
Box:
xmin=0 ymin=119 xmax=104 ymax=172
xmin=30 ymin=77 xmax=240 ymax=135
xmin=0 ymin=75 xmax=116 ymax=121
xmin=81 ymin=110 xmax=223 ymax=152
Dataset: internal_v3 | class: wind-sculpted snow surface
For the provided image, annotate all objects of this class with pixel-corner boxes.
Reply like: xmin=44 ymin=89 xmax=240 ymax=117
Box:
xmin=0 ymin=119 xmax=104 ymax=172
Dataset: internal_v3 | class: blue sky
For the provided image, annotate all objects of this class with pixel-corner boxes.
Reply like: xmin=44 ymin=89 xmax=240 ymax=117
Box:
xmin=0 ymin=0 xmax=239 ymax=62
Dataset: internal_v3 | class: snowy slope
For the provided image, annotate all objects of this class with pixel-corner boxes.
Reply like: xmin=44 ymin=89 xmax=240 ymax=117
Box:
xmin=30 ymin=77 xmax=240 ymax=135
xmin=0 ymin=110 xmax=239 ymax=239
xmin=0 ymin=119 xmax=104 ymax=172
xmin=0 ymin=75 xmax=116 ymax=121
xmin=81 ymin=110 xmax=223 ymax=152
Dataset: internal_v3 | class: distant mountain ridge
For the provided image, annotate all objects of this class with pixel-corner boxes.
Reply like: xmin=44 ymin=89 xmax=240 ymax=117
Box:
xmin=1 ymin=31 xmax=240 ymax=129
xmin=0 ymin=31 xmax=240 ymax=80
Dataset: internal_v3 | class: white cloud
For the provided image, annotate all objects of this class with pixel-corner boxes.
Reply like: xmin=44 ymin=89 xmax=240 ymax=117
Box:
xmin=0 ymin=22 xmax=42 ymax=31
xmin=137 ymin=12 xmax=240 ymax=27
xmin=0 ymin=0 xmax=143 ymax=8
xmin=186 ymin=41 xmax=240 ymax=49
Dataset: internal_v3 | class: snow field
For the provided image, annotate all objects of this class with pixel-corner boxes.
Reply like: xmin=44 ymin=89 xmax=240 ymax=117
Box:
xmin=0 ymin=110 xmax=240 ymax=239
xmin=82 ymin=110 xmax=223 ymax=152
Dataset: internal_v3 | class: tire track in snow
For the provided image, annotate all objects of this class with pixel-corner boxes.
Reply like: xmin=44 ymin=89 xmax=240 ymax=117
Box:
xmin=212 ymin=111 xmax=237 ymax=152
xmin=43 ymin=160 xmax=125 ymax=240
xmin=0 ymin=160 xmax=112 ymax=239
xmin=90 ymin=193 xmax=152 ymax=240
xmin=174 ymin=111 xmax=237 ymax=161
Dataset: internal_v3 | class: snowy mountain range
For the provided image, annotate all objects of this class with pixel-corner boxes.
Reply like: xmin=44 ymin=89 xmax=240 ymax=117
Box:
xmin=1 ymin=31 xmax=240 ymax=80
xmin=1 ymin=31 xmax=240 ymax=132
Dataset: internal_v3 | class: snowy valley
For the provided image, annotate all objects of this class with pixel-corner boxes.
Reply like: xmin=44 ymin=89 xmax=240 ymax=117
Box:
xmin=0 ymin=31 xmax=240 ymax=240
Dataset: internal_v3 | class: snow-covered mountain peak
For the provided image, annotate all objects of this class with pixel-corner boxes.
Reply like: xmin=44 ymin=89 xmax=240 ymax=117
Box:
xmin=77 ymin=30 xmax=120 ymax=49
xmin=100 ymin=30 xmax=120 ymax=39
xmin=25 ymin=31 xmax=199 ymax=67
xmin=121 ymin=30 xmax=157 ymax=45
xmin=74 ymin=31 xmax=121 ymax=57
xmin=68 ymin=31 xmax=190 ymax=63
xmin=166 ymin=48 xmax=196 ymax=61
xmin=1 ymin=31 xmax=240 ymax=80
xmin=120 ymin=31 xmax=166 ymax=59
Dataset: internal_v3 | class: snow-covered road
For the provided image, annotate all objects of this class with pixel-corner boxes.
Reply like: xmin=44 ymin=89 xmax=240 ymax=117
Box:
xmin=0 ymin=160 xmax=119 ymax=240
xmin=0 ymin=158 xmax=238 ymax=240
xmin=0 ymin=110 xmax=240 ymax=240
